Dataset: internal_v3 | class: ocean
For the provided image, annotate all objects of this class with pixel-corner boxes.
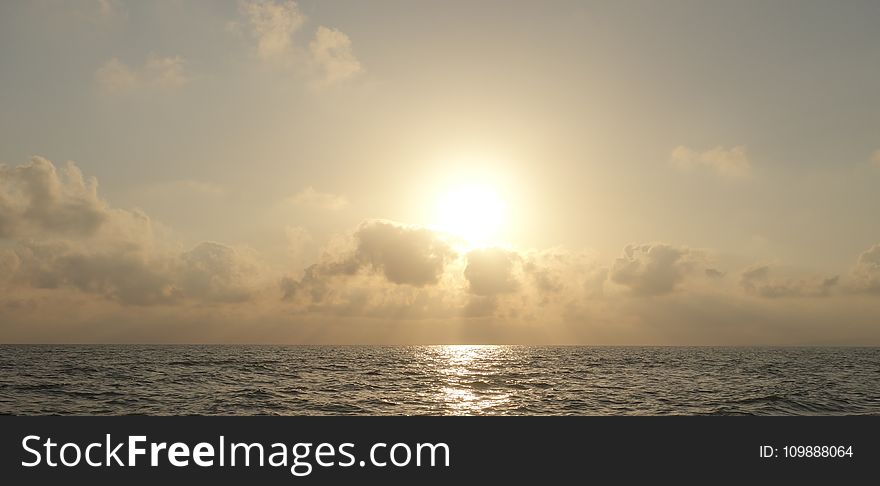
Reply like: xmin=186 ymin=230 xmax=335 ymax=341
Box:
xmin=1 ymin=345 xmax=878 ymax=415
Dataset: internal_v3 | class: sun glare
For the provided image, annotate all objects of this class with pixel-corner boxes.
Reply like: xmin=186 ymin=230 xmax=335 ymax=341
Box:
xmin=434 ymin=184 xmax=506 ymax=247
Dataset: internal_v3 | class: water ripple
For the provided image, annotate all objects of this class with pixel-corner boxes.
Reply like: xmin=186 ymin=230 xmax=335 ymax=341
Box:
xmin=0 ymin=345 xmax=878 ymax=415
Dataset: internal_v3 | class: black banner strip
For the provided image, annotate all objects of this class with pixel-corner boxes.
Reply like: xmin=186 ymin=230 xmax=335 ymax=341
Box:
xmin=1 ymin=417 xmax=876 ymax=484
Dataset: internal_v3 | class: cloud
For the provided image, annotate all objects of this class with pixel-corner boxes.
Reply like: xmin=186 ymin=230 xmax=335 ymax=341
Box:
xmin=309 ymin=26 xmax=363 ymax=85
xmin=95 ymin=59 xmax=137 ymax=92
xmin=279 ymin=234 xmax=615 ymax=321
xmin=239 ymin=0 xmax=306 ymax=61
xmin=95 ymin=55 xmax=188 ymax=93
xmin=670 ymin=145 xmax=751 ymax=177
xmin=705 ymin=268 xmax=726 ymax=279
xmin=1 ymin=157 xmax=270 ymax=306
xmin=276 ymin=221 xmax=473 ymax=321
xmin=284 ymin=225 xmax=314 ymax=267
xmin=464 ymin=248 xmax=519 ymax=296
xmin=0 ymin=157 xmax=107 ymax=237
xmin=6 ymin=158 xmax=880 ymax=343
xmin=739 ymin=264 xmax=838 ymax=298
xmin=523 ymin=248 xmax=608 ymax=299
xmin=288 ymin=187 xmax=348 ymax=210
xmin=609 ymin=243 xmax=697 ymax=296
xmin=10 ymin=239 xmax=263 ymax=306
xmin=12 ymin=240 xmax=178 ymax=306
xmin=281 ymin=220 xmax=457 ymax=303
xmin=355 ymin=221 xmax=455 ymax=286
xmin=95 ymin=0 xmax=125 ymax=20
xmin=178 ymin=242 xmax=262 ymax=303
xmin=237 ymin=1 xmax=363 ymax=86
xmin=524 ymin=256 xmax=564 ymax=294
xmin=851 ymin=244 xmax=880 ymax=293
xmin=0 ymin=248 xmax=20 ymax=285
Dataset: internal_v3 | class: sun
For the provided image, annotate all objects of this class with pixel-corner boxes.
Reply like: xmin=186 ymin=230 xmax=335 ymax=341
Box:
xmin=434 ymin=184 xmax=507 ymax=246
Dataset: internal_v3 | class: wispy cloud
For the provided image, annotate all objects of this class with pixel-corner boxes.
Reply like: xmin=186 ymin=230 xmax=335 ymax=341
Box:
xmin=309 ymin=26 xmax=363 ymax=86
xmin=137 ymin=180 xmax=226 ymax=201
xmin=95 ymin=0 xmax=127 ymax=21
xmin=670 ymin=145 xmax=751 ymax=178
xmin=51 ymin=0 xmax=128 ymax=24
xmin=238 ymin=0 xmax=306 ymax=61
xmin=237 ymin=0 xmax=363 ymax=86
xmin=95 ymin=55 xmax=188 ymax=93
xmin=288 ymin=187 xmax=349 ymax=210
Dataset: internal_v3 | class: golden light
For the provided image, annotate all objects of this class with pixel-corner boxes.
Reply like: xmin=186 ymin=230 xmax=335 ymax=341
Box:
xmin=424 ymin=345 xmax=512 ymax=415
xmin=433 ymin=184 xmax=507 ymax=247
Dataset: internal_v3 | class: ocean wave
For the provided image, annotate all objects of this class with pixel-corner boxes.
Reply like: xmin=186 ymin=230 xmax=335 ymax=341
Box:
xmin=1 ymin=345 xmax=878 ymax=416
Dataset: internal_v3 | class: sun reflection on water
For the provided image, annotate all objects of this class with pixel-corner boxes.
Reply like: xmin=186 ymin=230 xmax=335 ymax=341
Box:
xmin=425 ymin=345 xmax=513 ymax=415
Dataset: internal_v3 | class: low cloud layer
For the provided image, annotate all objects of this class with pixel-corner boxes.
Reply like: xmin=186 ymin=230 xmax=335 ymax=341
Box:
xmin=178 ymin=242 xmax=263 ymax=303
xmin=0 ymin=157 xmax=107 ymax=237
xmin=464 ymin=248 xmax=519 ymax=296
xmin=609 ymin=243 xmax=699 ymax=296
xmin=13 ymin=240 xmax=176 ymax=306
xmin=1 ymin=157 xmax=265 ymax=306
xmin=852 ymin=244 xmax=880 ymax=293
xmin=281 ymin=220 xmax=457 ymax=305
xmin=355 ymin=221 xmax=456 ymax=286
xmin=3 ymin=156 xmax=880 ymax=343
xmin=739 ymin=265 xmax=839 ymax=298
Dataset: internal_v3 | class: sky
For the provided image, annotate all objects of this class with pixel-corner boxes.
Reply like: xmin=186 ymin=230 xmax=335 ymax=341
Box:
xmin=1 ymin=0 xmax=880 ymax=344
